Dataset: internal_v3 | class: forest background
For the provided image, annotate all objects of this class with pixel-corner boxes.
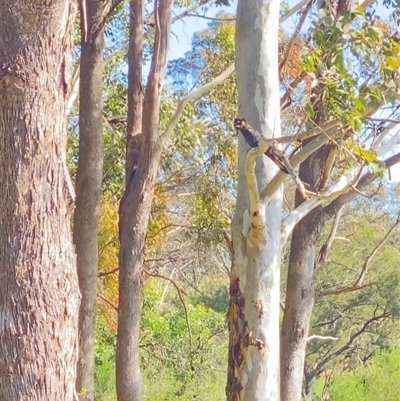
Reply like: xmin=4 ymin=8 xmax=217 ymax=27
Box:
xmin=67 ymin=1 xmax=400 ymax=400
xmin=1 ymin=0 xmax=400 ymax=401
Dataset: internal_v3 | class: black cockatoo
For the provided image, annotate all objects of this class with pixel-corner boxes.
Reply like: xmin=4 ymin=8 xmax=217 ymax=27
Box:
xmin=234 ymin=117 xmax=290 ymax=174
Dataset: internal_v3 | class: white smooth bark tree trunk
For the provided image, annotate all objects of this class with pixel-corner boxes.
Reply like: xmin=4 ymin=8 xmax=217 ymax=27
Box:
xmin=227 ymin=1 xmax=282 ymax=400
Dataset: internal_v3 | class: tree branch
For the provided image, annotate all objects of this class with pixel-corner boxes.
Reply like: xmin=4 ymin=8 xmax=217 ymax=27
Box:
xmin=144 ymin=269 xmax=194 ymax=370
xmin=98 ymin=293 xmax=118 ymax=312
xmin=316 ymin=214 xmax=400 ymax=298
xmin=242 ymin=139 xmax=272 ymax=249
xmin=160 ymin=63 xmax=235 ymax=145
xmin=280 ymin=165 xmax=362 ymax=247
xmin=280 ymin=0 xmax=311 ymax=23
xmin=261 ymin=122 xmax=343 ymax=204
xmin=322 ymin=151 xmax=400 ymax=221
xmin=315 ymin=205 xmax=345 ymax=271
xmin=307 ymin=335 xmax=339 ymax=342
xmin=279 ymin=0 xmax=312 ymax=71
xmin=98 ymin=267 xmax=119 ymax=277
xmin=307 ymin=309 xmax=389 ymax=382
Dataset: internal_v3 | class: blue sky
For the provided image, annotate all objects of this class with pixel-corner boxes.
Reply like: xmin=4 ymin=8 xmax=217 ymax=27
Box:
xmin=169 ymin=1 xmax=238 ymax=60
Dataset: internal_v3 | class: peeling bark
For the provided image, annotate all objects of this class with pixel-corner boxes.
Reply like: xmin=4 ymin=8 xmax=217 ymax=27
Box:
xmin=227 ymin=1 xmax=282 ymax=400
xmin=0 ymin=1 xmax=79 ymax=400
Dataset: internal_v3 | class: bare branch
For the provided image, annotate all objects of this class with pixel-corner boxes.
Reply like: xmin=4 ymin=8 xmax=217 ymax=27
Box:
xmin=322 ymin=151 xmax=400 ymax=220
xmin=279 ymin=0 xmax=312 ymax=71
xmin=98 ymin=267 xmax=119 ymax=278
xmin=354 ymin=215 xmax=400 ymax=287
xmin=280 ymin=0 xmax=310 ymax=23
xmin=351 ymin=182 xmax=382 ymax=199
xmin=261 ymin=122 xmax=343 ymax=203
xmin=96 ymin=0 xmax=125 ymax=39
xmin=144 ymin=269 xmax=194 ymax=369
xmin=186 ymin=13 xmax=235 ymax=21
xmin=317 ymin=281 xmax=377 ymax=298
xmin=307 ymin=309 xmax=389 ymax=382
xmin=316 ymin=215 xmax=399 ymax=297
xmin=160 ymin=63 xmax=235 ymax=145
xmin=315 ymin=205 xmax=345 ymax=271
xmin=307 ymin=335 xmax=339 ymax=342
xmin=98 ymin=236 xmax=119 ymax=259
xmin=98 ymin=293 xmax=118 ymax=312
xmin=367 ymin=117 xmax=400 ymax=124
xmin=280 ymin=164 xmax=363 ymax=246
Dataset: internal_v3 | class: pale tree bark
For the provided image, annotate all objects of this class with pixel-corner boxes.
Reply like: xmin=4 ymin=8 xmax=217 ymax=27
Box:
xmin=0 ymin=1 xmax=80 ymax=400
xmin=227 ymin=0 xmax=283 ymax=400
xmin=74 ymin=0 xmax=105 ymax=399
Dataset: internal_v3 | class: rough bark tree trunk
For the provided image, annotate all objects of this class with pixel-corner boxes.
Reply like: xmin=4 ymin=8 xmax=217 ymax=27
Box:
xmin=227 ymin=0 xmax=283 ymax=400
xmin=74 ymin=1 xmax=105 ymax=399
xmin=0 ymin=1 xmax=80 ymax=400
xmin=279 ymin=2 xmax=356 ymax=398
xmin=116 ymin=2 xmax=173 ymax=401
xmin=280 ymin=148 xmax=329 ymax=401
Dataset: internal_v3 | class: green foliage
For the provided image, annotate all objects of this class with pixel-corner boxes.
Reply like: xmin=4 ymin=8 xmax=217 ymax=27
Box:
xmin=307 ymin=199 xmax=400 ymax=383
xmin=94 ymin=280 xmax=228 ymax=401
xmin=94 ymin=317 xmax=117 ymax=401
xmin=328 ymin=348 xmax=400 ymax=401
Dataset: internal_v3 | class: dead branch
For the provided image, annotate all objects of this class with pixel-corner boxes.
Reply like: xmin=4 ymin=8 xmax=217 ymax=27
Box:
xmin=307 ymin=335 xmax=339 ymax=342
xmin=315 ymin=205 xmax=345 ymax=271
xmin=351 ymin=182 xmax=382 ymax=199
xmin=98 ymin=267 xmax=119 ymax=277
xmin=98 ymin=236 xmax=119 ymax=259
xmin=144 ymin=269 xmax=194 ymax=369
xmin=317 ymin=213 xmax=400 ymax=297
xmin=307 ymin=308 xmax=389 ymax=382
xmin=279 ymin=0 xmax=312 ymax=71
xmin=280 ymin=0 xmax=310 ymax=23
xmin=98 ymin=293 xmax=118 ymax=312
xmin=354 ymin=214 xmax=400 ymax=287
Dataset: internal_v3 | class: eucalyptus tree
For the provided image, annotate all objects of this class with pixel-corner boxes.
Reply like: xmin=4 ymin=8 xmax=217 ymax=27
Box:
xmin=0 ymin=1 xmax=80 ymax=399
xmin=73 ymin=0 xmax=107 ymax=399
xmin=224 ymin=1 xmax=400 ymax=400
xmin=117 ymin=1 xmax=233 ymax=401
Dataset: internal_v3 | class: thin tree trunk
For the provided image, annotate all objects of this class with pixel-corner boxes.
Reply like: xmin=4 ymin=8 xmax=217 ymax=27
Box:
xmin=280 ymin=145 xmax=329 ymax=401
xmin=116 ymin=1 xmax=173 ymax=401
xmin=74 ymin=0 xmax=105 ymax=399
xmin=0 ymin=1 xmax=80 ymax=400
xmin=117 ymin=146 xmax=162 ymax=401
xmin=227 ymin=0 xmax=282 ymax=400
